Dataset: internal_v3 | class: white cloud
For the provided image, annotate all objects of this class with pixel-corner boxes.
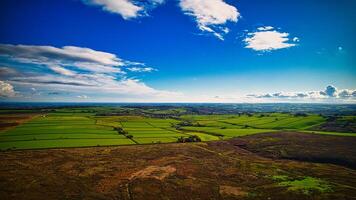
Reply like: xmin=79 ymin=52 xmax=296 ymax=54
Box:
xmin=8 ymin=72 xmax=182 ymax=99
xmin=292 ymin=37 xmax=299 ymax=42
xmin=82 ymin=0 xmax=143 ymax=19
xmin=0 ymin=44 xmax=135 ymax=74
xmin=338 ymin=89 xmax=356 ymax=98
xmin=49 ymin=65 xmax=77 ymax=76
xmin=0 ymin=80 xmax=16 ymax=97
xmin=257 ymin=26 xmax=274 ymax=31
xmin=82 ymin=0 xmax=165 ymax=19
xmin=0 ymin=44 xmax=182 ymax=101
xmin=248 ymin=85 xmax=356 ymax=101
xmin=244 ymin=26 xmax=298 ymax=51
xmin=179 ymin=0 xmax=240 ymax=40
xmin=127 ymin=67 xmax=156 ymax=72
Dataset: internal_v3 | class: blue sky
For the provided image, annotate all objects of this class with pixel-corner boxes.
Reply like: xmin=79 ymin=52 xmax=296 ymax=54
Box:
xmin=0 ymin=0 xmax=355 ymax=102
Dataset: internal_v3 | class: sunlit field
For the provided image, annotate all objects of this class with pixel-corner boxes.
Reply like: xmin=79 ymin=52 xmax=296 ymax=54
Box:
xmin=0 ymin=108 xmax=354 ymax=150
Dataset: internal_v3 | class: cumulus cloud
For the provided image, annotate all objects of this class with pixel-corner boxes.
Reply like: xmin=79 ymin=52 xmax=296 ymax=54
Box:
xmin=0 ymin=80 xmax=16 ymax=97
xmin=179 ymin=0 xmax=240 ymax=40
xmin=127 ymin=67 xmax=156 ymax=72
xmin=338 ymin=89 xmax=356 ymax=98
xmin=324 ymin=85 xmax=337 ymax=97
xmin=244 ymin=26 xmax=298 ymax=51
xmin=83 ymin=0 xmax=143 ymax=19
xmin=0 ymin=44 xmax=181 ymax=100
xmin=248 ymin=85 xmax=356 ymax=101
xmin=82 ymin=0 xmax=165 ymax=19
xmin=82 ymin=0 xmax=238 ymax=40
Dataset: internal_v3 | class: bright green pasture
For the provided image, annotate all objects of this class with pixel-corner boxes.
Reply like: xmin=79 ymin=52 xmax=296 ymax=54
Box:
xmin=181 ymin=126 xmax=276 ymax=138
xmin=181 ymin=114 xmax=325 ymax=130
xmin=185 ymin=132 xmax=220 ymax=141
xmin=116 ymin=118 xmax=186 ymax=144
xmin=0 ymin=114 xmax=187 ymax=149
xmin=180 ymin=114 xmax=236 ymax=121
xmin=0 ymin=114 xmax=133 ymax=150
xmin=1 ymin=111 xmax=352 ymax=150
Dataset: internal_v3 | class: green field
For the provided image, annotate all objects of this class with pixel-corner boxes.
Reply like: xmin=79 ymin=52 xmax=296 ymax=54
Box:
xmin=0 ymin=113 xmax=135 ymax=150
xmin=180 ymin=126 xmax=277 ymax=138
xmin=0 ymin=109 xmax=354 ymax=150
xmin=181 ymin=113 xmax=325 ymax=130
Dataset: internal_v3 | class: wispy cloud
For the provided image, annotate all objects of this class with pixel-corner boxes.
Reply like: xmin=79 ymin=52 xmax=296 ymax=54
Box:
xmin=244 ymin=26 xmax=298 ymax=51
xmin=257 ymin=26 xmax=274 ymax=31
xmin=48 ymin=65 xmax=77 ymax=76
xmin=0 ymin=44 xmax=181 ymax=100
xmin=81 ymin=0 xmax=165 ymax=19
xmin=127 ymin=67 xmax=156 ymax=72
xmin=0 ymin=66 xmax=18 ymax=77
xmin=0 ymin=44 xmax=128 ymax=74
xmin=179 ymin=0 xmax=240 ymax=40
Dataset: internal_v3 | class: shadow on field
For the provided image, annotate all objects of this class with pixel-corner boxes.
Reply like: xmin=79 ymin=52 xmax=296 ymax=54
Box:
xmin=230 ymin=131 xmax=356 ymax=169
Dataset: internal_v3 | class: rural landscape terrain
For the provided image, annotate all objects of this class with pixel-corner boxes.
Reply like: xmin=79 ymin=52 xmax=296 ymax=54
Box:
xmin=0 ymin=0 xmax=355 ymax=199
xmin=0 ymin=103 xmax=355 ymax=199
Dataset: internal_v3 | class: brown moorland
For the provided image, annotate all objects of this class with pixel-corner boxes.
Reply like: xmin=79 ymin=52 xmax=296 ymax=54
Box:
xmin=0 ymin=132 xmax=355 ymax=200
xmin=0 ymin=114 xmax=38 ymax=131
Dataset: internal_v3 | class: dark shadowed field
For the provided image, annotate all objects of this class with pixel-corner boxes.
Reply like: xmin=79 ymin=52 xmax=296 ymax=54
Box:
xmin=0 ymin=113 xmax=37 ymax=131
xmin=0 ymin=132 xmax=356 ymax=200
xmin=232 ymin=132 xmax=356 ymax=169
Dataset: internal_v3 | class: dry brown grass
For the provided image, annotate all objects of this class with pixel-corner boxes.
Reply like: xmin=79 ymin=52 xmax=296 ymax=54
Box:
xmin=0 ymin=133 xmax=355 ymax=200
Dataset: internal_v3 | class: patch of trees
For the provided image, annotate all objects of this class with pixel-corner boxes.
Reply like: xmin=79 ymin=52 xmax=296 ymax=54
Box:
xmin=177 ymin=135 xmax=201 ymax=143
xmin=294 ymin=113 xmax=308 ymax=117
xmin=114 ymin=127 xmax=128 ymax=134
xmin=258 ymin=114 xmax=270 ymax=117
xmin=114 ymin=127 xmax=133 ymax=139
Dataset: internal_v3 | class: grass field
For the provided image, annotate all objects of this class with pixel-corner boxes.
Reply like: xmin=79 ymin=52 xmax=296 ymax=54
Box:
xmin=0 ymin=110 xmax=354 ymax=150
xmin=181 ymin=113 xmax=325 ymax=130
xmin=0 ymin=113 xmax=134 ymax=150
xmin=180 ymin=126 xmax=277 ymax=138
xmin=117 ymin=117 xmax=187 ymax=143
xmin=0 ymin=113 xmax=204 ymax=149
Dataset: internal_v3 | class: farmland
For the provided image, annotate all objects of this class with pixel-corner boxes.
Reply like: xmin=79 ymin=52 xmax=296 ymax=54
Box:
xmin=0 ymin=113 xmax=135 ymax=150
xmin=0 ymin=104 xmax=355 ymax=199
xmin=0 ymin=106 xmax=355 ymax=150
